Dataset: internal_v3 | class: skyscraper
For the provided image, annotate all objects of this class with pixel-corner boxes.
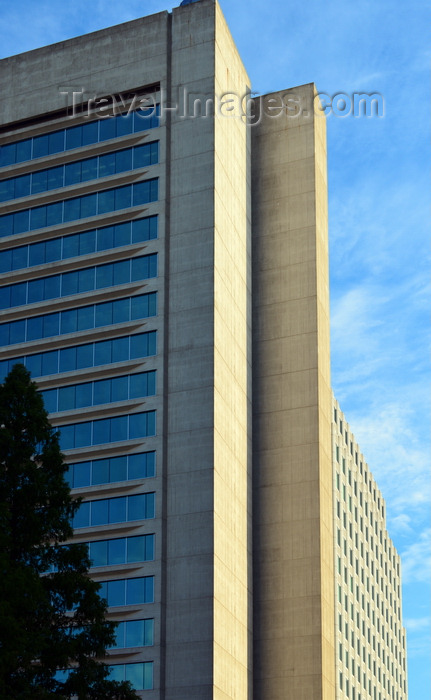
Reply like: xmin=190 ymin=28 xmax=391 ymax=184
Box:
xmin=0 ymin=1 xmax=407 ymax=698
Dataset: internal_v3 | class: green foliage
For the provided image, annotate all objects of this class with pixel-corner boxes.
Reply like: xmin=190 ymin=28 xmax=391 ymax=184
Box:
xmin=0 ymin=364 xmax=139 ymax=699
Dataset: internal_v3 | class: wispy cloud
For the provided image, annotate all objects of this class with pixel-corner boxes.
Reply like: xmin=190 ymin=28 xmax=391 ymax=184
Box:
xmin=401 ymin=530 xmax=431 ymax=585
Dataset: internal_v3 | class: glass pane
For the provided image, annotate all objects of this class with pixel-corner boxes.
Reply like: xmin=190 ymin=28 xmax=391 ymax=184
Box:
xmin=81 ymin=120 xmax=99 ymax=145
xmin=113 ymin=260 xmax=129 ymax=286
xmin=108 ymin=538 xmax=125 ymax=565
xmin=129 ymin=372 xmax=146 ymax=399
xmin=44 ymin=275 xmax=61 ymax=300
xmin=10 ymin=283 xmax=26 ymax=307
xmin=108 ymin=665 xmax=123 ymax=684
xmin=128 ymin=454 xmax=144 ymax=480
xmin=75 ymin=382 xmax=92 ymax=408
xmin=110 ymin=376 xmax=128 ymax=402
xmin=48 ymin=130 xmax=64 ymax=155
xmin=12 ymin=246 xmax=28 ymax=270
xmin=94 ymin=339 xmax=111 ymax=365
xmin=26 ymin=316 xmax=43 ymax=342
xmin=14 ymin=174 xmax=31 ymax=199
xmin=31 ymin=169 xmax=48 ymax=194
xmin=80 ymin=157 xmax=98 ymax=182
xmin=32 ymin=134 xmax=49 ymax=159
xmin=90 ymin=539 xmax=108 ymax=567
xmin=95 ymin=263 xmax=113 ymax=289
xmin=42 ymin=389 xmax=57 ymax=414
xmin=126 ymin=536 xmax=144 ymax=563
xmin=114 ymin=222 xmax=130 ymax=247
xmin=60 ymin=340 xmax=76 ymax=372
xmin=98 ymin=152 xmax=116 ymax=178
xmin=115 ymin=184 xmax=132 ymax=210
xmin=96 ymin=225 xmax=114 ymax=251
xmin=116 ymin=114 xmax=133 ymax=137
xmin=41 ymin=350 xmax=58 ymax=376
xmin=63 ymin=233 xmax=80 ymax=259
xmin=107 ymin=579 xmax=125 ymax=607
xmin=47 ymin=166 xmax=63 ymax=190
xmin=125 ymin=663 xmax=144 ymax=690
xmin=78 ymin=267 xmax=94 ymax=293
xmin=16 ymin=138 xmax=32 ymax=162
xmin=115 ymin=148 xmax=132 ymax=173
xmin=60 ymin=308 xmax=77 ymax=335
xmin=27 ymin=278 xmax=44 ymax=304
xmin=65 ymin=161 xmax=82 ymax=186
xmin=92 ymin=418 xmax=111 ymax=445
xmin=112 ymin=298 xmax=129 ymax=324
xmin=74 ymin=421 xmax=92 ymax=448
xmin=125 ymin=620 xmax=142 ymax=647
xmin=80 ymin=193 xmax=97 ymax=218
xmin=73 ymin=501 xmax=90 ymax=528
xmin=79 ymin=229 xmax=96 ymax=255
xmin=110 ymin=456 xmax=127 ymax=483
xmin=111 ymin=416 xmax=128 ymax=442
xmin=43 ymin=313 xmax=60 ymax=338
xmin=59 ymin=425 xmax=74 ymax=450
xmin=144 ymin=576 xmax=154 ymax=603
xmin=126 ymin=577 xmax=145 ymax=605
xmin=73 ymin=462 xmax=91 ymax=488
xmin=99 ymin=118 xmax=116 ymax=141
xmin=46 ymin=202 xmax=63 ymax=227
xmin=98 ymin=189 xmax=115 ymax=214
xmin=92 ymin=458 xmax=109 ymax=485
xmin=90 ymin=499 xmax=109 ymax=526
xmin=29 ymin=206 xmax=46 ymax=230
xmin=109 ymin=497 xmax=126 ymax=524
xmin=76 ymin=343 xmax=93 ymax=369
xmin=65 ymin=125 xmax=82 ymax=150
xmin=64 ymin=197 xmax=81 ymax=222
xmin=45 ymin=237 xmax=62 ymax=263
xmin=111 ymin=336 xmax=129 ymax=362
xmin=143 ymin=619 xmax=154 ymax=646
xmin=95 ymin=301 xmax=112 ymax=327
xmin=58 ymin=386 xmax=75 ymax=412
xmin=77 ymin=305 xmax=94 ymax=331
xmin=25 ymin=353 xmax=43 ymax=378
xmin=143 ymin=662 xmax=153 ymax=690
xmin=128 ymin=494 xmax=145 ymax=522
xmin=93 ymin=379 xmax=110 ymax=405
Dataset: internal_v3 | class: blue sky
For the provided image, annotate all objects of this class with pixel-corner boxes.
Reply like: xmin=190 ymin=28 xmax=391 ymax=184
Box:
xmin=0 ymin=0 xmax=429 ymax=696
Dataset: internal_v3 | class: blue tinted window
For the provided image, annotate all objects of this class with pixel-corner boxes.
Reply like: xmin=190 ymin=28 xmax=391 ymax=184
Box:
xmin=58 ymin=411 xmax=156 ymax=449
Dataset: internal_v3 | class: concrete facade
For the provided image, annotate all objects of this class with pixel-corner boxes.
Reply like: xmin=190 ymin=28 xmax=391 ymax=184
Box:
xmin=0 ymin=2 xmax=407 ymax=699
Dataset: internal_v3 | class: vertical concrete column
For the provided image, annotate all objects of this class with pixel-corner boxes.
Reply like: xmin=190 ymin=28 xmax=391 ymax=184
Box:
xmin=252 ymin=84 xmax=335 ymax=700
xmin=164 ymin=2 xmax=251 ymax=698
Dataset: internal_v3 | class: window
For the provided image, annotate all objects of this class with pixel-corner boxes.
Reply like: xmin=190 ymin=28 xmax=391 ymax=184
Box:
xmin=110 ymin=619 xmax=153 ymax=649
xmin=73 ymin=492 xmax=155 ymax=528
xmin=108 ymin=662 xmax=153 ymax=691
xmin=87 ymin=534 xmax=154 ymax=567
xmin=1 ymin=293 xmax=157 ymax=346
xmin=0 ymin=105 xmax=160 ymax=168
xmin=59 ymin=411 xmax=156 ymax=450
xmin=99 ymin=576 xmax=154 ymax=606
xmin=0 ymin=180 xmax=158 ymax=238
xmin=42 ymin=371 xmax=156 ymax=413
xmin=67 ymin=451 xmax=156 ymax=488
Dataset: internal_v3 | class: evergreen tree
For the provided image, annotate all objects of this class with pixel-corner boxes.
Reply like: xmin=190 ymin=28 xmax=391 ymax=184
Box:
xmin=0 ymin=364 xmax=139 ymax=699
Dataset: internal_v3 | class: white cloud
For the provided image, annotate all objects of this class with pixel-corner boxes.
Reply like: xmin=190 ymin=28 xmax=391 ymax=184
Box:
xmin=401 ymin=530 xmax=431 ymax=585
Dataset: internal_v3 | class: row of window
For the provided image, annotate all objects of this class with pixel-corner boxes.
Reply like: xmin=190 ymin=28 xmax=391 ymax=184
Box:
xmin=66 ymin=451 xmax=156 ymax=489
xmin=99 ymin=576 xmax=154 ymax=608
xmin=0 ymin=179 xmax=158 ymax=238
xmin=59 ymin=411 xmax=156 ymax=450
xmin=85 ymin=534 xmax=154 ymax=568
xmin=55 ymin=660 xmax=154 ymax=691
xmin=42 ymin=370 xmax=156 ymax=414
xmin=0 ymin=253 xmax=157 ymax=310
xmin=72 ymin=492 xmax=155 ymax=529
xmin=110 ymin=618 xmax=153 ymax=649
xmin=1 ymin=292 xmax=157 ymax=347
xmin=107 ymin=661 xmax=153 ymax=691
xmin=0 ymin=106 xmax=160 ymax=168
xmin=0 ymin=332 xmax=157 ymax=382
xmin=0 ymin=142 xmax=158 ymax=203
xmin=0 ymin=215 xmax=158 ymax=273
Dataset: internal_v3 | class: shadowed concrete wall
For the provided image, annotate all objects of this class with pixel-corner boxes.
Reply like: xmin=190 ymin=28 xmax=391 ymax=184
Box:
xmin=252 ymin=84 xmax=335 ymax=700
